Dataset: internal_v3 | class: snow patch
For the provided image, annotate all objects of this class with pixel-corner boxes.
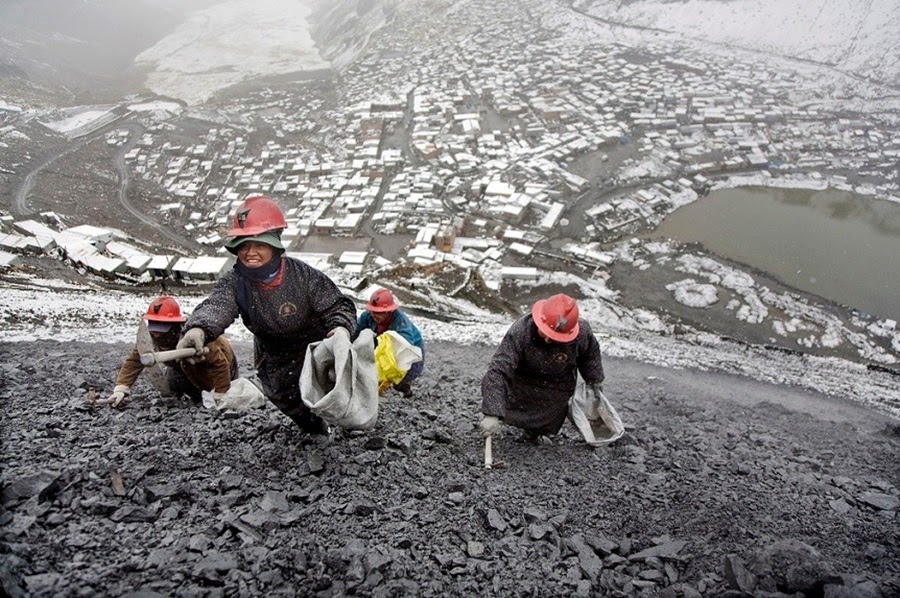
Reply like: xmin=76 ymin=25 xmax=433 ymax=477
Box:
xmin=666 ymin=279 xmax=718 ymax=308
xmin=40 ymin=109 xmax=114 ymax=134
xmin=134 ymin=0 xmax=329 ymax=105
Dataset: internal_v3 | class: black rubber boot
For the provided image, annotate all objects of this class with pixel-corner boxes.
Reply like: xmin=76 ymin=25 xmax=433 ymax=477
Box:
xmin=519 ymin=429 xmax=540 ymax=444
xmin=293 ymin=409 xmax=330 ymax=436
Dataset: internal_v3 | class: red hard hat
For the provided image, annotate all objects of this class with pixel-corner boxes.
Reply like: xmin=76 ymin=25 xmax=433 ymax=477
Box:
xmin=144 ymin=296 xmax=186 ymax=323
xmin=366 ymin=288 xmax=398 ymax=313
xmin=531 ymin=293 xmax=580 ymax=342
xmin=227 ymin=196 xmax=287 ymax=238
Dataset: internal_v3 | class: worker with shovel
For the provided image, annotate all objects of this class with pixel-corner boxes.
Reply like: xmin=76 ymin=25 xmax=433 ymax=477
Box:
xmin=479 ymin=294 xmax=605 ymax=444
xmin=176 ymin=196 xmax=356 ymax=435
xmin=106 ymin=296 xmax=238 ymax=407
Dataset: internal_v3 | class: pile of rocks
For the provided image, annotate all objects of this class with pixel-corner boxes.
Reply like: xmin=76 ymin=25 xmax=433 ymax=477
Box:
xmin=1 ymin=340 xmax=898 ymax=596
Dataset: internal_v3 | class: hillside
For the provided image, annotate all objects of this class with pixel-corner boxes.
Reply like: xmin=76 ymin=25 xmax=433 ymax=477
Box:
xmin=571 ymin=0 xmax=900 ymax=88
xmin=0 ymin=0 xmax=187 ymax=101
xmin=1 ymin=4 xmax=900 ymax=592
xmin=1 ymin=339 xmax=898 ymax=597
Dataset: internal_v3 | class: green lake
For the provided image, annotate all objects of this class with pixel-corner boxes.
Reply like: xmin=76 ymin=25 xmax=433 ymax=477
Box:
xmin=652 ymin=186 xmax=900 ymax=321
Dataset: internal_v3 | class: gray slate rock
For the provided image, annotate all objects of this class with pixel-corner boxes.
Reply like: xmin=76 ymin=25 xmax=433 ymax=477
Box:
xmin=630 ymin=540 xmax=687 ymax=561
xmin=724 ymin=554 xmax=756 ymax=593
xmin=858 ymin=492 xmax=899 ymax=511
xmin=110 ymin=505 xmax=157 ymax=523
xmin=486 ymin=508 xmax=508 ymax=531
xmin=2 ymin=472 xmax=61 ymax=506
xmin=747 ymin=539 xmax=841 ymax=595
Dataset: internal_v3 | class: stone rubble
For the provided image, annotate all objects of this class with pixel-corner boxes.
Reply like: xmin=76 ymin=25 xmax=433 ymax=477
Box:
xmin=0 ymin=339 xmax=898 ymax=597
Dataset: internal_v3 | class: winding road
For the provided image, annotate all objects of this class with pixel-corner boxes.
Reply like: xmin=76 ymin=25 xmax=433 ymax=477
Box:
xmin=13 ymin=116 xmax=194 ymax=250
xmin=111 ymin=123 xmax=195 ymax=250
xmin=13 ymin=135 xmax=95 ymax=216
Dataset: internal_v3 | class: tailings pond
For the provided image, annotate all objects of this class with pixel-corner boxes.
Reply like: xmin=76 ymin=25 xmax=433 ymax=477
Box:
xmin=651 ymin=186 xmax=900 ymax=321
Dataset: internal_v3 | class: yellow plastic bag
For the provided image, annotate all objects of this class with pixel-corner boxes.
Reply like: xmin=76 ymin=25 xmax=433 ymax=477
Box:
xmin=374 ymin=333 xmax=406 ymax=387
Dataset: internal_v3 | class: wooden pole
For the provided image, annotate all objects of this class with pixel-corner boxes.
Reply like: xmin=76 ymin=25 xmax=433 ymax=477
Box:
xmin=139 ymin=347 xmax=201 ymax=366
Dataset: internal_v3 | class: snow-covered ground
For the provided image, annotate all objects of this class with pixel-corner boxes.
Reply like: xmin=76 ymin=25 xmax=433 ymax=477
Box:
xmin=1 ymin=273 xmax=898 ymax=422
xmin=138 ymin=0 xmax=900 ymax=106
xmin=134 ymin=0 xmax=328 ymax=105
xmin=572 ymin=0 xmax=900 ymax=87
xmin=39 ymin=108 xmax=116 ymax=135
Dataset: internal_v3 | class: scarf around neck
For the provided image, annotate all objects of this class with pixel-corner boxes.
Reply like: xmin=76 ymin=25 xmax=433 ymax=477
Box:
xmin=234 ymin=253 xmax=283 ymax=319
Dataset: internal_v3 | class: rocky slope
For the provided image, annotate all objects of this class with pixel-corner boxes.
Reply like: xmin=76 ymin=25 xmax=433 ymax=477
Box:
xmin=1 ymin=339 xmax=898 ymax=597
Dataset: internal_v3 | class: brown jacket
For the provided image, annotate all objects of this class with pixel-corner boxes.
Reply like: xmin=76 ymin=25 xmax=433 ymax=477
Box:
xmin=115 ymin=335 xmax=236 ymax=394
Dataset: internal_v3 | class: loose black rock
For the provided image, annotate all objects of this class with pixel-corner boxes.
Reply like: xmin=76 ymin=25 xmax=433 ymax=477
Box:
xmin=0 ymin=339 xmax=898 ymax=596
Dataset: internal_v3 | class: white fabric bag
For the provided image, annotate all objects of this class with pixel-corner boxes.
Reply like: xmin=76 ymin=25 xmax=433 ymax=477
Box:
xmin=300 ymin=328 xmax=379 ymax=430
xmin=382 ymin=331 xmax=423 ymax=371
xmin=568 ymin=377 xmax=625 ymax=446
xmin=202 ymin=377 xmax=267 ymax=412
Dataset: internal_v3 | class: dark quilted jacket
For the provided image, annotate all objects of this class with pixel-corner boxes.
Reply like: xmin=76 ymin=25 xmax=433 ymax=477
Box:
xmin=481 ymin=315 xmax=604 ymax=435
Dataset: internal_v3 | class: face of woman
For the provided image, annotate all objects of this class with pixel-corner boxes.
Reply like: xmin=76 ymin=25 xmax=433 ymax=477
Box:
xmin=536 ymin=327 xmax=558 ymax=344
xmin=236 ymin=241 xmax=274 ymax=268
xmin=371 ymin=311 xmax=393 ymax=325
xmin=149 ymin=325 xmax=181 ymax=348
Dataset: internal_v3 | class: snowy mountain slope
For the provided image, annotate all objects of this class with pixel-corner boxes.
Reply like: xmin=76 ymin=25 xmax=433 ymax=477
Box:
xmin=4 ymin=0 xmax=896 ymax=105
xmin=308 ymin=0 xmax=409 ymax=68
xmin=572 ymin=0 xmax=900 ymax=87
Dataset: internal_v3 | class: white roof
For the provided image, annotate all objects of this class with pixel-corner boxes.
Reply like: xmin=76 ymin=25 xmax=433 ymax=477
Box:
xmin=146 ymin=256 xmax=176 ymax=269
xmin=501 ymin=266 xmax=539 ymax=279
xmin=189 ymin=256 xmax=231 ymax=274
xmin=484 ymin=181 xmax=515 ymax=196
xmin=172 ymin=256 xmax=231 ymax=275
xmin=338 ymin=251 xmax=368 ymax=265
xmin=508 ymin=242 xmax=534 ymax=256
xmin=0 ymin=250 xmax=20 ymax=267
xmin=67 ymin=224 xmax=114 ymax=239
xmin=12 ymin=220 xmax=56 ymax=238
xmin=287 ymin=252 xmax=332 ymax=271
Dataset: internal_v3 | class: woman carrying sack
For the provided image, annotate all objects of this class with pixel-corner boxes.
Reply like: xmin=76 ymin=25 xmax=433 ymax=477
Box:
xmin=354 ymin=288 xmax=424 ymax=397
xmin=479 ymin=294 xmax=606 ymax=444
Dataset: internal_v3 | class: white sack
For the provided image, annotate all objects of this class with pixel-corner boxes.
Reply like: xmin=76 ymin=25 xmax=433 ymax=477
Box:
xmin=382 ymin=330 xmax=423 ymax=371
xmin=202 ymin=377 xmax=267 ymax=412
xmin=300 ymin=328 xmax=379 ymax=430
xmin=568 ymin=377 xmax=625 ymax=446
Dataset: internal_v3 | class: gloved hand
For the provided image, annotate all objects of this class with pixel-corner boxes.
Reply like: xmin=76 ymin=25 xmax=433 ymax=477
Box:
xmin=588 ymin=383 xmax=605 ymax=423
xmin=177 ymin=327 xmax=205 ymax=351
xmin=177 ymin=328 xmax=207 ymax=364
xmin=326 ymin=327 xmax=350 ymax=340
xmin=108 ymin=385 xmax=130 ymax=408
xmin=479 ymin=415 xmax=500 ymax=437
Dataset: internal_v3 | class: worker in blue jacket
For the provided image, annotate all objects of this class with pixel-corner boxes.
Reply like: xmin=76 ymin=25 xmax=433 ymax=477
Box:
xmin=354 ymin=288 xmax=424 ymax=397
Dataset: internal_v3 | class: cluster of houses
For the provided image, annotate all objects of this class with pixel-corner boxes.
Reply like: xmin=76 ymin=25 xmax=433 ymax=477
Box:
xmin=3 ymin=0 xmax=898 ymax=292
xmin=114 ymin=9 xmax=896 ymax=281
xmin=0 ymin=213 xmax=231 ymax=282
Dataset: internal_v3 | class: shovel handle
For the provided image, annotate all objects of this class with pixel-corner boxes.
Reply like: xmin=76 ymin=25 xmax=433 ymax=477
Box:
xmin=484 ymin=435 xmax=493 ymax=469
xmin=140 ymin=347 xmax=200 ymax=366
